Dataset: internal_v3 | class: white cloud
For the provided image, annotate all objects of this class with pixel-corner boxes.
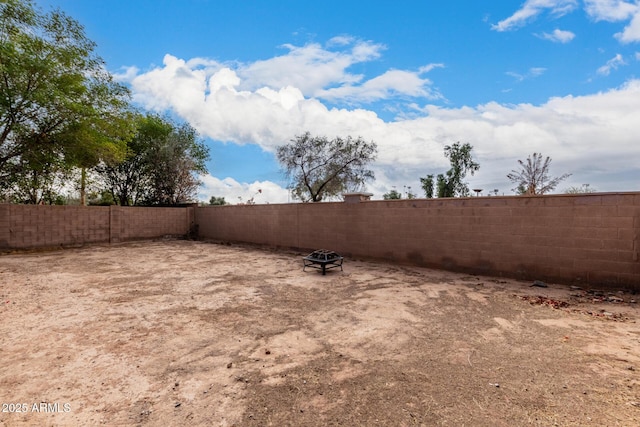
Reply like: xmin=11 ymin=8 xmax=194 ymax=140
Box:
xmin=537 ymin=28 xmax=576 ymax=42
xmin=126 ymin=46 xmax=640 ymax=199
xmin=584 ymin=0 xmax=637 ymax=21
xmin=238 ymin=40 xmax=384 ymax=97
xmin=114 ymin=65 xmax=140 ymax=82
xmin=315 ymin=69 xmax=441 ymax=103
xmin=492 ymin=0 xmax=579 ymax=32
xmin=597 ymin=53 xmax=626 ymax=74
xmin=583 ymin=0 xmax=640 ymax=42
xmin=419 ymin=63 xmax=445 ymax=73
xmin=615 ymin=8 xmax=640 ymax=42
xmin=496 ymin=0 xmax=640 ymax=43
xmin=199 ymin=175 xmax=290 ymax=204
xmin=124 ymin=39 xmax=443 ymax=110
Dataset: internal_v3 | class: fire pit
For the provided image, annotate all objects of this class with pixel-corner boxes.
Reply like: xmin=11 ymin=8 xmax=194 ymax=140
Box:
xmin=303 ymin=249 xmax=343 ymax=275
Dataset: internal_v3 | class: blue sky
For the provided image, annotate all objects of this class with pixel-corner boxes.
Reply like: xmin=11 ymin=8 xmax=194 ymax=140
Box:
xmin=39 ymin=0 xmax=640 ymax=203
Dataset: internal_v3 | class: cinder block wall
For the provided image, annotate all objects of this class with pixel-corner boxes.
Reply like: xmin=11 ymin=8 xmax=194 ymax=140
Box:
xmin=3 ymin=194 xmax=639 ymax=288
xmin=196 ymin=193 xmax=640 ymax=289
xmin=0 ymin=205 xmax=193 ymax=250
xmin=0 ymin=205 xmax=110 ymax=249
xmin=113 ymin=206 xmax=195 ymax=242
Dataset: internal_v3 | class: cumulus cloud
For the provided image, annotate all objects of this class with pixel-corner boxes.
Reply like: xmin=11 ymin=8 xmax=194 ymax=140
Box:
xmin=238 ymin=39 xmax=384 ymax=97
xmin=615 ymin=9 xmax=640 ymax=42
xmin=492 ymin=0 xmax=579 ymax=31
xmin=123 ymin=35 xmax=640 ymax=199
xmin=129 ymin=50 xmax=640 ymax=196
xmin=597 ymin=53 xmax=627 ymax=74
xmin=373 ymin=80 xmax=640 ymax=195
xmin=199 ymin=175 xmax=290 ymax=204
xmin=126 ymin=40 xmax=442 ymax=145
xmin=126 ymin=39 xmax=441 ymax=114
xmin=537 ymin=28 xmax=576 ymax=42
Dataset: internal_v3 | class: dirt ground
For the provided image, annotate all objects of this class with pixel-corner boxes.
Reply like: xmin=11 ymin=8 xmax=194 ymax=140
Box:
xmin=0 ymin=240 xmax=639 ymax=427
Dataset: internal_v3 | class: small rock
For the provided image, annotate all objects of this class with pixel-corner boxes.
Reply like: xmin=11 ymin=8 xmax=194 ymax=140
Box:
xmin=608 ymin=296 xmax=624 ymax=303
xmin=570 ymin=286 xmax=582 ymax=291
xmin=227 ymin=362 xmax=233 ymax=369
xmin=531 ymin=280 xmax=547 ymax=288
xmin=265 ymin=349 xmax=271 ymax=355
xmin=174 ymin=402 xmax=181 ymax=408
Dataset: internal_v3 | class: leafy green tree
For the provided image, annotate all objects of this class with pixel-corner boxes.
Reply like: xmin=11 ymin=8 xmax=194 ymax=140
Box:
xmin=507 ymin=153 xmax=571 ymax=195
xmin=420 ymin=175 xmax=434 ymax=198
xmin=421 ymin=142 xmax=479 ymax=198
xmin=0 ymin=0 xmax=132 ymax=202
xmin=383 ymin=189 xmax=402 ymax=200
xmin=277 ymin=132 xmax=377 ymax=202
xmin=97 ymin=114 xmax=161 ymax=206
xmin=143 ymin=121 xmax=209 ymax=205
xmin=7 ymin=145 xmax=70 ymax=204
xmin=209 ymin=196 xmax=227 ymax=205
xmin=98 ymin=114 xmax=209 ymax=206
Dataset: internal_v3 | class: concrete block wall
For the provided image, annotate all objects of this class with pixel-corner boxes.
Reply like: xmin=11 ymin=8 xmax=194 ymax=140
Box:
xmin=114 ymin=206 xmax=194 ymax=242
xmin=0 ymin=205 xmax=110 ymax=249
xmin=2 ymin=193 xmax=639 ymax=289
xmin=196 ymin=193 xmax=640 ymax=289
xmin=0 ymin=204 xmax=193 ymax=250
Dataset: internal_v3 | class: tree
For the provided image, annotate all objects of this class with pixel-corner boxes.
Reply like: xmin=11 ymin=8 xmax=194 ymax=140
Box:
xmin=98 ymin=114 xmax=209 ymax=206
xmin=383 ymin=189 xmax=402 ymax=200
xmin=209 ymin=196 xmax=227 ymax=205
xmin=420 ymin=175 xmax=434 ymax=198
xmin=97 ymin=114 xmax=163 ymax=206
xmin=7 ymin=142 xmax=70 ymax=204
xmin=0 ymin=0 xmax=132 ymax=202
xmin=142 ymin=121 xmax=208 ymax=205
xmin=507 ymin=153 xmax=571 ymax=195
xmin=276 ymin=132 xmax=377 ymax=202
xmin=420 ymin=142 xmax=480 ymax=198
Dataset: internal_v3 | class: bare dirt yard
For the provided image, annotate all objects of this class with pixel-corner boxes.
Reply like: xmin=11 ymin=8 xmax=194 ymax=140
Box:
xmin=1 ymin=240 xmax=639 ymax=426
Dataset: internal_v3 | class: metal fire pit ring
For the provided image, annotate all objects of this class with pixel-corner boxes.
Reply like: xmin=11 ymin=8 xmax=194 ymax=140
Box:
xmin=302 ymin=249 xmax=344 ymax=275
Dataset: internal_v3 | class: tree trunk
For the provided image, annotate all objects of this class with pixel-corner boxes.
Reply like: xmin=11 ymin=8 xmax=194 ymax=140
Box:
xmin=80 ymin=168 xmax=87 ymax=206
